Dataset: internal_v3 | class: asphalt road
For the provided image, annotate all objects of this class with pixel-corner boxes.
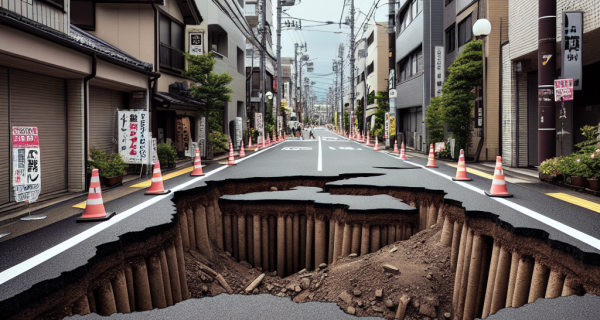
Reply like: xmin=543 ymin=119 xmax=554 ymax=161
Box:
xmin=1 ymin=128 xmax=600 ymax=319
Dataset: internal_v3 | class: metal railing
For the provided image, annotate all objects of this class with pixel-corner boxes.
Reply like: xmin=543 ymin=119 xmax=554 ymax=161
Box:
xmin=159 ymin=43 xmax=185 ymax=72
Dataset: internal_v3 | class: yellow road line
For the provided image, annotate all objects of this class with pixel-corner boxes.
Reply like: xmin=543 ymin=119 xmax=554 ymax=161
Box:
xmin=444 ymin=162 xmax=495 ymax=180
xmin=73 ymin=166 xmax=194 ymax=208
xmin=546 ymin=193 xmax=600 ymax=213
xmin=131 ymin=166 xmax=194 ymax=188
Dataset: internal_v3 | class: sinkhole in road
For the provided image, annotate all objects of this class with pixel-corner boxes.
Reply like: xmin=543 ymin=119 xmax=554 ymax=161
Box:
xmin=8 ymin=175 xmax=600 ymax=320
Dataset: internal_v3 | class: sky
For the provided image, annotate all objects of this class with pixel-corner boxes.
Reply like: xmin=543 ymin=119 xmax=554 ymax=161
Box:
xmin=273 ymin=0 xmax=389 ymax=103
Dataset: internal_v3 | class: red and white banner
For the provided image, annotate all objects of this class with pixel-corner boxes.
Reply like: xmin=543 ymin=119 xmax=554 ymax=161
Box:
xmin=12 ymin=126 xmax=41 ymax=203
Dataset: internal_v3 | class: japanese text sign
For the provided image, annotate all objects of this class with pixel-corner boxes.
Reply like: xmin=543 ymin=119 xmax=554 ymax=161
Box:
xmin=12 ymin=127 xmax=41 ymax=203
xmin=118 ymin=110 xmax=149 ymax=164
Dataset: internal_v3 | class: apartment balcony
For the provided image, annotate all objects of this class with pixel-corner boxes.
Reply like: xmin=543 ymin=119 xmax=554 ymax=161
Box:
xmin=160 ymin=43 xmax=185 ymax=72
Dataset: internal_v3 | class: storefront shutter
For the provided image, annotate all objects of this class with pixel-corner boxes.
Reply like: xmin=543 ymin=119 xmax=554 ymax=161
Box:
xmin=89 ymin=86 xmax=126 ymax=154
xmin=10 ymin=69 xmax=67 ymax=196
xmin=0 ymin=67 xmax=9 ymax=205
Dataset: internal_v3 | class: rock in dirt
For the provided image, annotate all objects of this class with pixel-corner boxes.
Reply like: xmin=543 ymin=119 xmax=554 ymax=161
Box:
xmin=299 ymin=273 xmax=312 ymax=278
xmin=347 ymin=307 xmax=356 ymax=315
xmin=419 ymin=303 xmax=437 ymax=318
xmin=319 ymin=263 xmax=328 ymax=269
xmin=294 ymin=285 xmax=302 ymax=293
xmin=353 ymin=289 xmax=362 ymax=297
xmin=385 ymin=299 xmax=396 ymax=308
xmin=444 ymin=312 xmax=451 ymax=318
xmin=300 ymin=278 xmax=311 ymax=290
xmin=372 ymin=306 xmax=384 ymax=313
xmin=382 ymin=264 xmax=400 ymax=274
xmin=349 ymin=253 xmax=357 ymax=258
xmin=266 ymin=284 xmax=274 ymax=291
xmin=293 ymin=290 xmax=311 ymax=303
xmin=357 ymin=300 xmax=363 ymax=307
xmin=395 ymin=295 xmax=411 ymax=320
xmin=389 ymin=247 xmax=398 ymax=253
xmin=339 ymin=291 xmax=353 ymax=304
xmin=375 ymin=289 xmax=383 ymax=298
xmin=270 ymin=187 xmax=278 ymax=191
xmin=244 ymin=273 xmax=265 ymax=292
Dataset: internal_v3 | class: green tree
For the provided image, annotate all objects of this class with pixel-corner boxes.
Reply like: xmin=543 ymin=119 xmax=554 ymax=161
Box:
xmin=425 ymin=96 xmax=445 ymax=143
xmin=368 ymin=91 xmax=375 ymax=105
xmin=343 ymin=112 xmax=350 ymax=131
xmin=185 ymin=52 xmax=233 ymax=133
xmin=442 ymin=40 xmax=482 ymax=151
xmin=355 ymin=99 xmax=364 ymax=133
xmin=372 ymin=91 xmax=388 ymax=138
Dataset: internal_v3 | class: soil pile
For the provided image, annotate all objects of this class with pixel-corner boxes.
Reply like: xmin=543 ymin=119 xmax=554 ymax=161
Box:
xmin=186 ymin=225 xmax=453 ymax=320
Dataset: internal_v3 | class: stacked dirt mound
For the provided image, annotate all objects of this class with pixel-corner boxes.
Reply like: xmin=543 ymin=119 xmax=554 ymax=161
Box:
xmin=186 ymin=225 xmax=453 ymax=320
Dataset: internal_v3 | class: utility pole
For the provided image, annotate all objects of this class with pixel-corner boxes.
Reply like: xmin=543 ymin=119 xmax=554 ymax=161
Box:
xmin=388 ymin=0 xmax=396 ymax=148
xmin=537 ymin=0 xmax=557 ymax=164
xmin=339 ymin=44 xmax=345 ymax=132
xmin=349 ymin=0 xmax=356 ymax=136
xmin=276 ymin=0 xmax=282 ymax=131
xmin=259 ymin=0 xmax=267 ymax=128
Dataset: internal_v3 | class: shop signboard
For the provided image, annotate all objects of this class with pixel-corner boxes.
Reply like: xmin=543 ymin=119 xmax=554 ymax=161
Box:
xmin=151 ymin=136 xmax=158 ymax=164
xmin=277 ymin=116 xmax=283 ymax=133
xmin=434 ymin=46 xmax=445 ymax=97
xmin=385 ymin=112 xmax=390 ymax=140
xmin=189 ymin=31 xmax=204 ymax=56
xmin=474 ymin=86 xmax=484 ymax=128
xmin=12 ymin=126 xmax=41 ymax=203
xmin=562 ymin=12 xmax=582 ymax=90
xmin=554 ymin=78 xmax=574 ymax=102
xmin=234 ymin=117 xmax=243 ymax=150
xmin=118 ymin=110 xmax=149 ymax=164
xmin=255 ymin=113 xmax=264 ymax=144
xmin=197 ymin=117 xmax=206 ymax=158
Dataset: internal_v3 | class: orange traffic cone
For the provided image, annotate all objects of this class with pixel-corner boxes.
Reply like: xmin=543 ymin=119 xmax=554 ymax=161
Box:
xmin=77 ymin=169 xmax=115 ymax=222
xmin=191 ymin=148 xmax=204 ymax=176
xmin=393 ymin=140 xmax=399 ymax=154
xmin=373 ymin=137 xmax=380 ymax=151
xmin=239 ymin=141 xmax=246 ymax=158
xmin=146 ymin=161 xmax=171 ymax=195
xmin=426 ymin=144 xmax=438 ymax=168
xmin=399 ymin=142 xmax=407 ymax=160
xmin=266 ymin=135 xmax=271 ymax=146
xmin=227 ymin=139 xmax=236 ymax=165
xmin=366 ymin=132 xmax=371 ymax=146
xmin=485 ymin=156 xmax=513 ymax=197
xmin=248 ymin=135 xmax=253 ymax=148
xmin=452 ymin=149 xmax=472 ymax=181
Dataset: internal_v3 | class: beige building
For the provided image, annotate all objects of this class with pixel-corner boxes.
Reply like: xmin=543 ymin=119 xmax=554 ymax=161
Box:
xmin=0 ymin=0 xmax=160 ymax=210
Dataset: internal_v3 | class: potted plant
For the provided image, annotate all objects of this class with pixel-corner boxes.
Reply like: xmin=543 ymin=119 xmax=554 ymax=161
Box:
xmin=584 ymin=150 xmax=600 ymax=191
xmin=538 ymin=157 xmax=563 ymax=182
xmin=569 ymin=156 xmax=588 ymax=188
xmin=157 ymin=143 xmax=177 ymax=168
xmin=89 ymin=148 xmax=128 ymax=187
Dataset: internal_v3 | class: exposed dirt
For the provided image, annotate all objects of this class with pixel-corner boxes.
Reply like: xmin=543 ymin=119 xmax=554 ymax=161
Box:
xmin=186 ymin=224 xmax=453 ymax=320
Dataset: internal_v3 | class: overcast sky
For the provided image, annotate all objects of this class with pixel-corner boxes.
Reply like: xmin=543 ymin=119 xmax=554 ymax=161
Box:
xmin=273 ymin=0 xmax=389 ymax=102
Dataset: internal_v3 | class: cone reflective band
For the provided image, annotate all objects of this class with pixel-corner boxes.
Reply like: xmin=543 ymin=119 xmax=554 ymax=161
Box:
xmin=399 ymin=142 xmax=407 ymax=160
xmin=425 ymin=144 xmax=438 ymax=168
xmin=393 ymin=140 xmax=399 ymax=154
xmin=227 ymin=139 xmax=236 ymax=165
xmin=77 ymin=169 xmax=115 ymax=222
xmin=146 ymin=161 xmax=171 ymax=195
xmin=191 ymin=148 xmax=204 ymax=176
xmin=485 ymin=156 xmax=513 ymax=198
xmin=452 ymin=149 xmax=472 ymax=181
xmin=373 ymin=137 xmax=380 ymax=151
xmin=239 ymin=141 xmax=246 ymax=158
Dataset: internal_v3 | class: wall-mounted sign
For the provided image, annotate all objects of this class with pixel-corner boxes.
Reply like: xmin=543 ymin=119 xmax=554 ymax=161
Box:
xmin=197 ymin=117 xmax=206 ymax=157
xmin=12 ymin=127 xmax=41 ymax=203
xmin=554 ymin=78 xmax=574 ymax=101
xmin=234 ymin=117 xmax=243 ymax=150
xmin=434 ymin=46 xmax=445 ymax=97
xmin=389 ymin=89 xmax=397 ymax=98
xmin=118 ymin=110 xmax=149 ymax=164
xmin=388 ymin=69 xmax=396 ymax=90
xmin=562 ymin=12 xmax=582 ymax=90
xmin=255 ymin=113 xmax=264 ymax=144
xmin=189 ymin=32 xmax=204 ymax=55
xmin=385 ymin=112 xmax=390 ymax=139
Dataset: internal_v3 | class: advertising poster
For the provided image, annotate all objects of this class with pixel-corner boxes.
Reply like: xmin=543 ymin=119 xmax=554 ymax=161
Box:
xmin=189 ymin=32 xmax=204 ymax=55
xmin=385 ymin=112 xmax=390 ymax=140
xmin=12 ymin=127 xmax=41 ymax=203
xmin=235 ymin=117 xmax=243 ymax=150
xmin=554 ymin=78 xmax=574 ymax=102
xmin=197 ymin=117 xmax=206 ymax=157
xmin=118 ymin=110 xmax=149 ymax=164
xmin=255 ymin=113 xmax=264 ymax=144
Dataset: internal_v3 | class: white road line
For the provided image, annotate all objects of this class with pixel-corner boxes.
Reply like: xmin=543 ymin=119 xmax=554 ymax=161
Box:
xmin=318 ymin=136 xmax=323 ymax=171
xmin=329 ymin=146 xmax=336 ymax=150
xmin=0 ymin=143 xmax=278 ymax=286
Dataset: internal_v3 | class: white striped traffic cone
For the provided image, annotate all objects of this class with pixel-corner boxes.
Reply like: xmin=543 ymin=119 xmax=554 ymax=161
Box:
xmin=485 ymin=156 xmax=513 ymax=197
xmin=146 ymin=161 xmax=171 ymax=195
xmin=373 ymin=136 xmax=380 ymax=151
xmin=399 ymin=142 xmax=407 ymax=160
xmin=227 ymin=139 xmax=236 ymax=165
xmin=191 ymin=148 xmax=204 ymax=176
xmin=425 ymin=144 xmax=438 ymax=168
xmin=239 ymin=141 xmax=246 ymax=158
xmin=452 ymin=149 xmax=472 ymax=181
xmin=77 ymin=169 xmax=115 ymax=221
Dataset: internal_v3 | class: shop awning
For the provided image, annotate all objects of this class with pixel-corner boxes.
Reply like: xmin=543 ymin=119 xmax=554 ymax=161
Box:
xmin=154 ymin=91 xmax=205 ymax=109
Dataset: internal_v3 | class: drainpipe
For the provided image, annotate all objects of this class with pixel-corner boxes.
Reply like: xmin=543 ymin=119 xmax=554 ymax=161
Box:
xmin=84 ymin=54 xmax=97 ymax=189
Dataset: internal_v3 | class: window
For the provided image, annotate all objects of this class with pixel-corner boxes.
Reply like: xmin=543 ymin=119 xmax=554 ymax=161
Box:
xmin=418 ymin=0 xmax=423 ymax=13
xmin=412 ymin=0 xmax=418 ymax=20
xmin=458 ymin=14 xmax=473 ymax=47
xmin=71 ymin=0 xmax=95 ymax=30
xmin=367 ymin=32 xmax=375 ymax=47
xmin=398 ymin=0 xmax=422 ymax=35
xmin=237 ymin=47 xmax=244 ymax=74
xmin=159 ymin=14 xmax=185 ymax=71
xmin=208 ymin=26 xmax=229 ymax=57
xmin=367 ymin=62 xmax=374 ymax=75
xmin=398 ymin=12 xmax=405 ymax=34
xmin=413 ymin=49 xmax=423 ymax=75
xmin=445 ymin=25 xmax=456 ymax=53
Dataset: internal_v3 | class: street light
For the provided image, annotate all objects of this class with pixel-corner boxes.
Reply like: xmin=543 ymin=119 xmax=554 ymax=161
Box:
xmin=265 ymin=91 xmax=273 ymax=100
xmin=472 ymin=19 xmax=492 ymax=37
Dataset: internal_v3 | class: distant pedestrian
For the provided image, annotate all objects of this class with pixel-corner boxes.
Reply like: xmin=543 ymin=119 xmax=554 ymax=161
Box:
xmin=309 ymin=127 xmax=316 ymax=139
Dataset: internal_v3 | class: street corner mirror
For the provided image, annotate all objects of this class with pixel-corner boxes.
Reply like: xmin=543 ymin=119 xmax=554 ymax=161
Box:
xmin=266 ymin=91 xmax=273 ymax=100
xmin=473 ymin=19 xmax=492 ymax=37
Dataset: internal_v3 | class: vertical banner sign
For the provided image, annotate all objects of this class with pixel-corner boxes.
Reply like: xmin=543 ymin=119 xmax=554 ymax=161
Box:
xmin=12 ymin=127 xmax=41 ymax=203
xmin=255 ymin=113 xmax=264 ymax=144
xmin=562 ymin=12 xmax=582 ymax=90
xmin=385 ymin=112 xmax=390 ymax=141
xmin=434 ymin=46 xmax=445 ymax=97
xmin=189 ymin=32 xmax=204 ymax=55
xmin=277 ymin=116 xmax=283 ymax=133
xmin=197 ymin=117 xmax=206 ymax=158
xmin=234 ymin=117 xmax=243 ymax=150
xmin=554 ymin=78 xmax=574 ymax=102
xmin=151 ymin=137 xmax=158 ymax=164
xmin=118 ymin=110 xmax=149 ymax=164
xmin=474 ymin=86 xmax=484 ymax=128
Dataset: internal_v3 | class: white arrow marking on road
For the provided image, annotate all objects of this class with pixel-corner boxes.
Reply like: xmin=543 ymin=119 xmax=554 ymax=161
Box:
xmin=329 ymin=146 xmax=336 ymax=150
xmin=339 ymin=147 xmax=355 ymax=150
